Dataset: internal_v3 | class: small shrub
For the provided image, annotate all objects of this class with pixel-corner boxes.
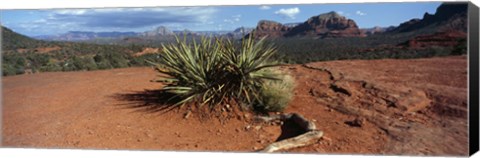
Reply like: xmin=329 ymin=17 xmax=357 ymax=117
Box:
xmin=255 ymin=68 xmax=295 ymax=112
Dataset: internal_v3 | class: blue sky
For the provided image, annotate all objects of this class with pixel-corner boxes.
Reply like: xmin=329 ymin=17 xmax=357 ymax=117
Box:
xmin=1 ymin=2 xmax=441 ymax=37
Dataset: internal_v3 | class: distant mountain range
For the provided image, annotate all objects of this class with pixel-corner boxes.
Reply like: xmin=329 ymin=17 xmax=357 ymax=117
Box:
xmin=247 ymin=2 xmax=467 ymax=39
xmin=387 ymin=3 xmax=467 ymax=33
xmin=360 ymin=26 xmax=396 ymax=35
xmin=34 ymin=31 xmax=139 ymax=41
xmin=246 ymin=11 xmax=368 ymax=39
xmin=34 ymin=26 xmax=255 ymax=41
xmin=28 ymin=2 xmax=468 ymax=42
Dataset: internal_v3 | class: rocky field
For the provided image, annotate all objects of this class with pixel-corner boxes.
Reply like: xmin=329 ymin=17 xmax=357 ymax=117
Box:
xmin=2 ymin=55 xmax=468 ymax=156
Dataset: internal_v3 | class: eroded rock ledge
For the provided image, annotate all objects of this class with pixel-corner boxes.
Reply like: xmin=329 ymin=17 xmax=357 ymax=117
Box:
xmin=255 ymin=113 xmax=324 ymax=152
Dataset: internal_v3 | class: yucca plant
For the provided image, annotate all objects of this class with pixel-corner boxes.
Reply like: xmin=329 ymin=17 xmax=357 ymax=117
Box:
xmin=149 ymin=34 xmax=284 ymax=112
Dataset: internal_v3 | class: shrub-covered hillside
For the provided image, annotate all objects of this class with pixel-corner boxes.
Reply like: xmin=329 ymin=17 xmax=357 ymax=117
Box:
xmin=1 ymin=26 xmax=163 ymax=76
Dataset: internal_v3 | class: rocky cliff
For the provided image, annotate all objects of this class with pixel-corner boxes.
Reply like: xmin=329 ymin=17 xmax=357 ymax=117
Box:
xmin=388 ymin=3 xmax=467 ymax=33
xmin=249 ymin=11 xmax=366 ymax=38
xmin=285 ymin=11 xmax=366 ymax=38
xmin=249 ymin=20 xmax=292 ymax=38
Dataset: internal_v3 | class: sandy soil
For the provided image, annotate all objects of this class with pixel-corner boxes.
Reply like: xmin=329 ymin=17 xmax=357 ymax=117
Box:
xmin=1 ymin=55 xmax=468 ymax=156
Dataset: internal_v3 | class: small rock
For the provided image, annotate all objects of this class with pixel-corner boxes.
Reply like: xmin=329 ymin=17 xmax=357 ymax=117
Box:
xmin=254 ymin=126 xmax=261 ymax=131
xmin=350 ymin=117 xmax=365 ymax=127
xmin=235 ymin=128 xmax=240 ymax=132
xmin=244 ymin=114 xmax=251 ymax=119
xmin=194 ymin=144 xmax=198 ymax=148
xmin=137 ymin=139 xmax=141 ymax=142
xmin=245 ymin=125 xmax=251 ymax=130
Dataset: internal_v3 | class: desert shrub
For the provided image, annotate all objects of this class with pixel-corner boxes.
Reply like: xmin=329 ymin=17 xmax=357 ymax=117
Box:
xmin=255 ymin=68 xmax=295 ymax=112
xmin=150 ymin=34 xmax=284 ymax=112
xmin=40 ymin=59 xmax=63 ymax=72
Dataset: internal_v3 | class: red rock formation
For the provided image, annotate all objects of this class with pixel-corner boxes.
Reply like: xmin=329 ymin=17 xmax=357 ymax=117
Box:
xmin=250 ymin=20 xmax=292 ymax=38
xmin=402 ymin=30 xmax=466 ymax=48
xmin=248 ymin=11 xmax=365 ymax=39
xmin=387 ymin=3 xmax=467 ymax=33
xmin=285 ymin=11 xmax=366 ymax=38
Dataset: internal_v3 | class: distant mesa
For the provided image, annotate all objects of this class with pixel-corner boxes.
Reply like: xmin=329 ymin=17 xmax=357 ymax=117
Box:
xmin=387 ymin=2 xmax=468 ymax=49
xmin=174 ymin=29 xmax=197 ymax=36
xmin=249 ymin=20 xmax=293 ymax=38
xmin=35 ymin=31 xmax=140 ymax=41
xmin=248 ymin=11 xmax=366 ymax=39
xmin=227 ymin=27 xmax=254 ymax=39
xmin=141 ymin=26 xmax=175 ymax=37
xmin=387 ymin=3 xmax=467 ymax=33
xmin=285 ymin=11 xmax=366 ymax=38
xmin=361 ymin=26 xmax=395 ymax=36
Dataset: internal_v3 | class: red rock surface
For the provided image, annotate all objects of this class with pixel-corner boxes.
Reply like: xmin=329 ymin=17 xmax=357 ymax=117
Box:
xmin=2 ymin=56 xmax=468 ymax=156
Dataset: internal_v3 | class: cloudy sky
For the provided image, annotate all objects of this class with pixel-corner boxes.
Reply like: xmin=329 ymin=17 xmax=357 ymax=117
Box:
xmin=1 ymin=2 xmax=441 ymax=37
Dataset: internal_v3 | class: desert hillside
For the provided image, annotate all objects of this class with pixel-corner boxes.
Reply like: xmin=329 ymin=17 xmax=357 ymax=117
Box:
xmin=2 ymin=55 xmax=467 ymax=156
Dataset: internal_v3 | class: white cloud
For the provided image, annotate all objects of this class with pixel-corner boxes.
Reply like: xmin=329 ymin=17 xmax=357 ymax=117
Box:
xmin=223 ymin=14 xmax=242 ymax=24
xmin=356 ymin=10 xmax=366 ymax=16
xmin=223 ymin=19 xmax=234 ymax=24
xmin=259 ymin=6 xmax=271 ymax=10
xmin=274 ymin=7 xmax=300 ymax=19
xmin=55 ymin=9 xmax=87 ymax=15
xmin=48 ymin=7 xmax=217 ymax=29
xmin=337 ymin=11 xmax=351 ymax=16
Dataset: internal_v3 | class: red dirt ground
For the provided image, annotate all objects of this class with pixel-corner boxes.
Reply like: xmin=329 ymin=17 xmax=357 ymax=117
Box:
xmin=1 ymin=55 xmax=468 ymax=156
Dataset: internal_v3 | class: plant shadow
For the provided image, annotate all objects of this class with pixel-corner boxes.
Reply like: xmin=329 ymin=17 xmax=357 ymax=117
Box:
xmin=112 ymin=89 xmax=183 ymax=114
